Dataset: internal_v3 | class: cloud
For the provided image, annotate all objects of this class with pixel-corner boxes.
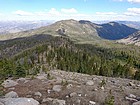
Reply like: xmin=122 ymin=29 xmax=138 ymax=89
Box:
xmin=113 ymin=0 xmax=140 ymax=3
xmin=127 ymin=8 xmax=140 ymax=14
xmin=12 ymin=10 xmax=33 ymax=16
xmin=48 ymin=8 xmax=60 ymax=15
xmin=61 ymin=8 xmax=78 ymax=14
xmin=128 ymin=0 xmax=140 ymax=3
xmin=126 ymin=8 xmax=140 ymax=15
xmin=96 ymin=12 xmax=117 ymax=15
xmin=8 ymin=8 xmax=140 ymax=21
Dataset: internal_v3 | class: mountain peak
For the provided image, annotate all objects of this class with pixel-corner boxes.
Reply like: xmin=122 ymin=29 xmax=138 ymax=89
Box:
xmin=109 ymin=22 xmax=120 ymax=26
xmin=79 ymin=20 xmax=92 ymax=24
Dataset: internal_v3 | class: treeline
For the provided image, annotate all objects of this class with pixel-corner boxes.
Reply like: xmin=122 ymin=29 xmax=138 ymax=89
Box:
xmin=0 ymin=36 xmax=140 ymax=80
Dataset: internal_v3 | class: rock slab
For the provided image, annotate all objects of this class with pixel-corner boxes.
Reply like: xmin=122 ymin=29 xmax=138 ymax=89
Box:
xmin=0 ymin=98 xmax=39 ymax=105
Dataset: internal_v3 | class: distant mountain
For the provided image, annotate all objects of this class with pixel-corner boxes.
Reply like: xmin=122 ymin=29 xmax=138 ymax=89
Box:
xmin=118 ymin=31 xmax=140 ymax=46
xmin=96 ymin=22 xmax=138 ymax=40
xmin=118 ymin=21 xmax=140 ymax=30
xmin=0 ymin=20 xmax=53 ymax=34
xmin=0 ymin=19 xmax=138 ymax=42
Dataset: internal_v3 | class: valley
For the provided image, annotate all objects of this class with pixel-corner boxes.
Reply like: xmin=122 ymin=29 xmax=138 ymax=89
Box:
xmin=0 ymin=19 xmax=140 ymax=105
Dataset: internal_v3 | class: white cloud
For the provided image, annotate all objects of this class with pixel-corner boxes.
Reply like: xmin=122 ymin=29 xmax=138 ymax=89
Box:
xmin=113 ymin=0 xmax=140 ymax=3
xmin=61 ymin=8 xmax=77 ymax=14
xmin=48 ymin=8 xmax=60 ymax=15
xmin=12 ymin=10 xmax=33 ymax=16
xmin=124 ymin=12 xmax=138 ymax=16
xmin=96 ymin=12 xmax=117 ymax=15
xmin=128 ymin=0 xmax=140 ymax=3
xmin=127 ymin=8 xmax=140 ymax=15
xmin=4 ymin=7 xmax=140 ymax=21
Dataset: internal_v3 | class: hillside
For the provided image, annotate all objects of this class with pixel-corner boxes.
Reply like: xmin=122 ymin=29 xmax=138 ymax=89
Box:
xmin=118 ymin=31 xmax=140 ymax=46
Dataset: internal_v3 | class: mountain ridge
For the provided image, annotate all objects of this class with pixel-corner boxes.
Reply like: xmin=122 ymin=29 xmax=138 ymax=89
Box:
xmin=0 ymin=19 xmax=138 ymax=42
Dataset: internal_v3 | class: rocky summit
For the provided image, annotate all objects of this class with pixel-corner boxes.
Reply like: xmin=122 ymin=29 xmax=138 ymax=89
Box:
xmin=0 ymin=70 xmax=140 ymax=105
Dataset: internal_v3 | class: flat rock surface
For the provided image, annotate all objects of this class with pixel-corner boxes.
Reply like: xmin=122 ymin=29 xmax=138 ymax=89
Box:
xmin=2 ymin=80 xmax=18 ymax=88
xmin=0 ymin=98 xmax=39 ymax=105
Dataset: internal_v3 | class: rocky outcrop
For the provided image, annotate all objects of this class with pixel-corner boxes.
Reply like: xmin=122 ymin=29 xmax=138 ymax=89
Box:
xmin=1 ymin=70 xmax=140 ymax=105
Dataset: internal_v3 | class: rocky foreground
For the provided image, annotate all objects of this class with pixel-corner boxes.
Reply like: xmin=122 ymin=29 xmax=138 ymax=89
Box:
xmin=0 ymin=70 xmax=140 ymax=105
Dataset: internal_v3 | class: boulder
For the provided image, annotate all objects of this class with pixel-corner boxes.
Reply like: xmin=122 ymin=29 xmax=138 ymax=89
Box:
xmin=0 ymin=98 xmax=39 ymax=105
xmin=53 ymin=85 xmax=62 ymax=92
xmin=5 ymin=91 xmax=18 ymax=98
xmin=133 ymin=101 xmax=140 ymax=105
xmin=129 ymin=94 xmax=136 ymax=99
xmin=86 ymin=80 xmax=94 ymax=86
xmin=2 ymin=80 xmax=18 ymax=88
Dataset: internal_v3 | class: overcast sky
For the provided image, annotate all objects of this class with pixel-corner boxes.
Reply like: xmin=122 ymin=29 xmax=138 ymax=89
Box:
xmin=0 ymin=0 xmax=140 ymax=21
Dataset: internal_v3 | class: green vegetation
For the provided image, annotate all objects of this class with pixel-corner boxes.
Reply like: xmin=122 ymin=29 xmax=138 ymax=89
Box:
xmin=105 ymin=95 xmax=115 ymax=105
xmin=0 ymin=35 xmax=140 ymax=80
xmin=104 ymin=90 xmax=115 ymax=105
xmin=100 ymin=79 xmax=106 ymax=87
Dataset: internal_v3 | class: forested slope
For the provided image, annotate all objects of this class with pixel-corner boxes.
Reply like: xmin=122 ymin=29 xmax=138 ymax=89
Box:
xmin=0 ymin=35 xmax=140 ymax=81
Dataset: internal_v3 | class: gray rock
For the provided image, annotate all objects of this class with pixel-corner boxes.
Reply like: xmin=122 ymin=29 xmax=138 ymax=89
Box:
xmin=129 ymin=82 xmax=135 ymax=87
xmin=47 ymin=89 xmax=51 ymax=94
xmin=17 ymin=78 xmax=29 ymax=83
xmin=66 ymin=84 xmax=73 ymax=89
xmin=0 ymin=102 xmax=4 ymax=105
xmin=53 ymin=85 xmax=62 ymax=92
xmin=86 ymin=80 xmax=94 ymax=86
xmin=136 ymin=97 xmax=140 ymax=101
xmin=8 ymin=87 xmax=15 ymax=91
xmin=70 ymin=92 xmax=77 ymax=97
xmin=133 ymin=101 xmax=140 ymax=105
xmin=2 ymin=80 xmax=18 ymax=88
xmin=36 ymin=74 xmax=47 ymax=80
xmin=125 ymin=96 xmax=138 ymax=102
xmin=137 ymin=84 xmax=140 ymax=87
xmin=89 ymin=101 xmax=96 ymax=105
xmin=76 ymin=99 xmax=81 ymax=104
xmin=34 ymin=92 xmax=42 ymax=97
xmin=101 ymin=86 xmax=104 ymax=90
xmin=129 ymin=94 xmax=136 ymax=99
xmin=5 ymin=91 xmax=18 ymax=98
xmin=78 ymin=93 xmax=82 ymax=97
xmin=42 ymin=98 xmax=65 ymax=105
xmin=0 ymin=98 xmax=39 ymax=105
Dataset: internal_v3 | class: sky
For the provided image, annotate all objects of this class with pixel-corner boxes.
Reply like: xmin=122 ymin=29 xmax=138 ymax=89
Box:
xmin=0 ymin=0 xmax=140 ymax=21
